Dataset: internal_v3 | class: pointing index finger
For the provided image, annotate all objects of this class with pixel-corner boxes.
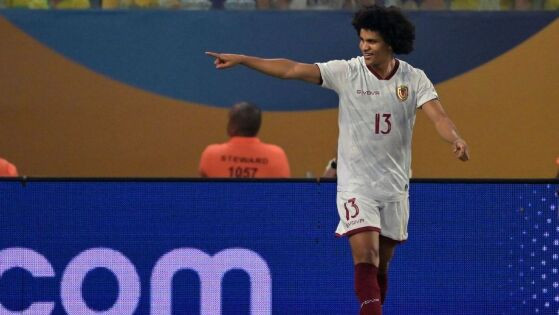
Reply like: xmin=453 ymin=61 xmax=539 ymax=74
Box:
xmin=205 ymin=51 xmax=220 ymax=58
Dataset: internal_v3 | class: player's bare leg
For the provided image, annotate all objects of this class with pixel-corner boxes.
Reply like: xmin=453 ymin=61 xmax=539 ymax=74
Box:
xmin=378 ymin=235 xmax=399 ymax=304
xmin=349 ymin=231 xmax=382 ymax=314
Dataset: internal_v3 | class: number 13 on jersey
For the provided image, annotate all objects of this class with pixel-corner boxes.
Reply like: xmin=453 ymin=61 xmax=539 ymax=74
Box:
xmin=374 ymin=113 xmax=392 ymax=134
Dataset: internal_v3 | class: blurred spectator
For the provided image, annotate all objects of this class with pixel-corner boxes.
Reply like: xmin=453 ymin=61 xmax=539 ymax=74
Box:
xmin=103 ymin=0 xmax=160 ymax=8
xmin=544 ymin=0 xmax=559 ymax=9
xmin=448 ymin=0 xmax=551 ymax=10
xmin=512 ymin=0 xmax=532 ymax=9
xmin=341 ymin=0 xmax=374 ymax=9
xmin=419 ymin=0 xmax=444 ymax=9
xmin=2 ymin=0 xmax=554 ymax=9
xmin=4 ymin=0 xmax=49 ymax=8
xmin=223 ymin=0 xmax=257 ymax=9
xmin=0 ymin=158 xmax=18 ymax=177
xmin=52 ymin=0 xmax=90 ymax=8
xmin=199 ymin=101 xmax=290 ymax=178
xmin=450 ymin=0 xmax=501 ymax=10
xmin=220 ymin=0 xmax=288 ymax=9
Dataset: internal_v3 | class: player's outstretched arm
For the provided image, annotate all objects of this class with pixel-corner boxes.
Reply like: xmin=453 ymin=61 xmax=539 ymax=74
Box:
xmin=421 ymin=99 xmax=470 ymax=162
xmin=205 ymin=52 xmax=321 ymax=84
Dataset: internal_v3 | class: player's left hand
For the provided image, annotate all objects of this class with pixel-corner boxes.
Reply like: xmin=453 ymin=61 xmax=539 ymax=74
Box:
xmin=452 ymin=139 xmax=469 ymax=161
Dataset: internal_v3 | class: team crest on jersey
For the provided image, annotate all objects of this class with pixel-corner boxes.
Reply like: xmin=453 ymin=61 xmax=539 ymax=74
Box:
xmin=396 ymin=85 xmax=408 ymax=101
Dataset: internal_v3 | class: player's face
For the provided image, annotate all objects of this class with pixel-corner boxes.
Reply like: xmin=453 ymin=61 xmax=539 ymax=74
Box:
xmin=358 ymin=29 xmax=393 ymax=67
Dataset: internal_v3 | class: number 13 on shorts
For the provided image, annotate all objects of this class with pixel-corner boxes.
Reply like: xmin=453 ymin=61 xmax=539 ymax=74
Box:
xmin=344 ymin=198 xmax=360 ymax=220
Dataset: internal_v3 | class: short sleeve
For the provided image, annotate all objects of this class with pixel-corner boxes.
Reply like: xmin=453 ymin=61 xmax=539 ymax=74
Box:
xmin=315 ymin=60 xmax=349 ymax=93
xmin=416 ymin=70 xmax=438 ymax=108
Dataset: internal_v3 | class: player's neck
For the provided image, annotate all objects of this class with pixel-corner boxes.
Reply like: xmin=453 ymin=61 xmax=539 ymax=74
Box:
xmin=373 ymin=57 xmax=396 ymax=78
xmin=370 ymin=58 xmax=396 ymax=79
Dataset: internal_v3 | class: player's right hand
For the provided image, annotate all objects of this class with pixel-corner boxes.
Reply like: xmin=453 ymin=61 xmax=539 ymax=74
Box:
xmin=205 ymin=52 xmax=242 ymax=69
xmin=452 ymin=139 xmax=470 ymax=162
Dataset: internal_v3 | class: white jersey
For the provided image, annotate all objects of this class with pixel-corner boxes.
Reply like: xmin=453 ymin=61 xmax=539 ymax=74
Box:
xmin=317 ymin=57 xmax=438 ymax=201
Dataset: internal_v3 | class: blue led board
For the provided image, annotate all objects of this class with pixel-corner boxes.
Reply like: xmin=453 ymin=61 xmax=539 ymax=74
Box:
xmin=0 ymin=180 xmax=557 ymax=314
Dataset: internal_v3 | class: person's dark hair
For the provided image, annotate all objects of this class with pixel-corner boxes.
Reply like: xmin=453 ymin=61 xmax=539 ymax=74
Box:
xmin=352 ymin=5 xmax=415 ymax=55
xmin=228 ymin=101 xmax=262 ymax=137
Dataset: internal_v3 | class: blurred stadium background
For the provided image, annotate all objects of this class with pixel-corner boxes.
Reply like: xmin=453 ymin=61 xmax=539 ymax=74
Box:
xmin=0 ymin=9 xmax=558 ymax=178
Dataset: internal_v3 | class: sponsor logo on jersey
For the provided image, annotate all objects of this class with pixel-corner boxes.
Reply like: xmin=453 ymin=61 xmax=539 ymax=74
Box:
xmin=396 ymin=85 xmax=408 ymax=101
xmin=345 ymin=218 xmax=364 ymax=228
xmin=357 ymin=89 xmax=380 ymax=96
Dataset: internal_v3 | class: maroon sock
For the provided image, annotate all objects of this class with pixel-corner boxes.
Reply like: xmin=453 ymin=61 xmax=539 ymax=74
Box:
xmin=354 ymin=263 xmax=382 ymax=315
xmin=377 ymin=272 xmax=388 ymax=305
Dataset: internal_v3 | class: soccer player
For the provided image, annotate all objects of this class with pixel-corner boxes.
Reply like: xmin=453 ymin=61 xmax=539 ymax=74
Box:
xmin=199 ymin=101 xmax=290 ymax=178
xmin=206 ymin=5 xmax=469 ymax=314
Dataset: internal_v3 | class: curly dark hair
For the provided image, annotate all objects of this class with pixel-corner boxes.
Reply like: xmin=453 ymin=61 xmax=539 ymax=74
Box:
xmin=352 ymin=5 xmax=415 ymax=55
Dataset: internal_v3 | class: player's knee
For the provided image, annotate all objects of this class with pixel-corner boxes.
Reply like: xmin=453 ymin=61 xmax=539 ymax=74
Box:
xmin=354 ymin=248 xmax=379 ymax=265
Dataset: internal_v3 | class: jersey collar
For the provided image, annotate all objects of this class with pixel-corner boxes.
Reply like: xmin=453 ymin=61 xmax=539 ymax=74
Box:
xmin=366 ymin=58 xmax=400 ymax=81
xmin=229 ymin=136 xmax=261 ymax=144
